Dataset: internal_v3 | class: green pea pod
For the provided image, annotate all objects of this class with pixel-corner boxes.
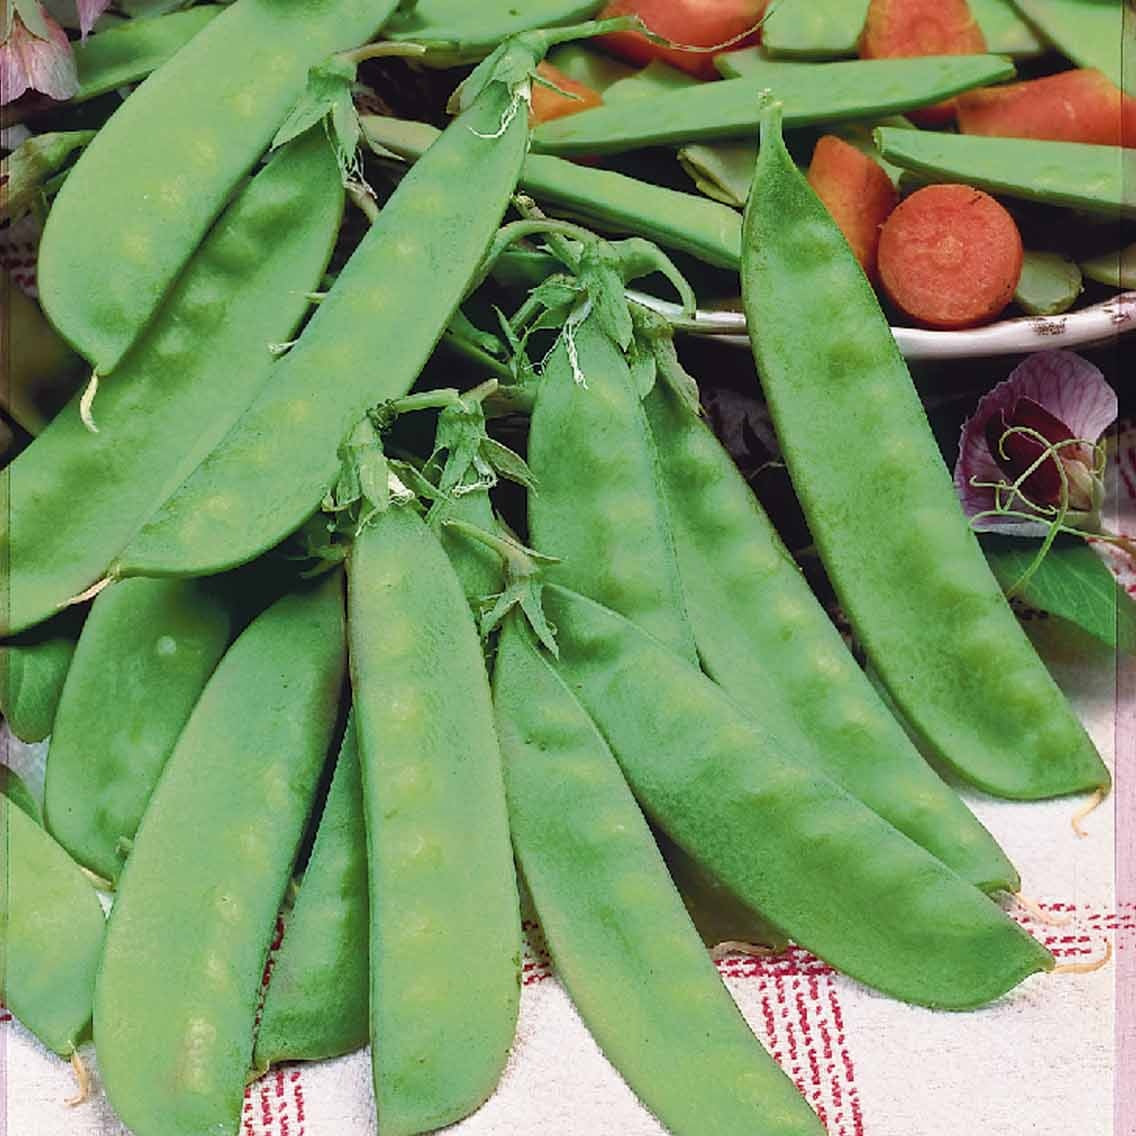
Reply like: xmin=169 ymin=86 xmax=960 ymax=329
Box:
xmin=970 ymin=0 xmax=1046 ymax=55
xmin=112 ymin=45 xmax=538 ymax=582
xmin=760 ymin=0 xmax=868 ymax=59
xmin=44 ymin=577 xmax=236 ymax=884
xmin=533 ymin=55 xmax=1016 ymax=155
xmin=70 ymin=5 xmax=222 ymax=104
xmin=1080 ymin=241 xmax=1136 ymax=289
xmin=745 ymin=101 xmax=1109 ymax=801
xmin=253 ymin=711 xmax=368 ymax=1072
xmin=363 ymin=115 xmax=743 ymax=269
xmin=527 ymin=313 xmax=698 ymax=662
xmin=0 ymin=766 xmax=42 ymax=824
xmin=544 ymin=41 xmax=636 ymax=90
xmin=386 ymin=0 xmax=603 ymax=59
xmin=1014 ymin=250 xmax=1083 ymax=315
xmin=1013 ymin=0 xmax=1133 ymax=92
xmin=0 ymin=614 xmax=81 ymax=742
xmin=1 ymin=128 xmax=344 ymax=637
xmin=0 ymin=279 xmax=85 ymax=435
xmin=37 ymin=0 xmax=398 ymax=373
xmin=875 ymin=127 xmax=1135 ymax=218
xmin=1 ymin=797 xmax=106 ymax=1057
xmin=545 ymin=584 xmax=1055 ymax=1010
xmin=348 ymin=506 xmax=520 ymax=1136
xmin=645 ymin=384 xmax=1019 ymax=892
xmin=494 ymin=617 xmax=822 ymax=1135
xmin=94 ymin=574 xmax=347 ymax=1136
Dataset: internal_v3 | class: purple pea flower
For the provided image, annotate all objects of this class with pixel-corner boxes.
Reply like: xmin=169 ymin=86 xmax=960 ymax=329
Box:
xmin=1 ymin=0 xmax=110 ymax=106
xmin=954 ymin=350 xmax=1117 ymax=539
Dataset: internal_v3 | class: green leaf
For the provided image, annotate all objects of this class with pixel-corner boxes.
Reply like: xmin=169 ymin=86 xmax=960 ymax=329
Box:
xmin=981 ymin=533 xmax=1136 ymax=652
xmin=273 ymin=57 xmax=358 ymax=165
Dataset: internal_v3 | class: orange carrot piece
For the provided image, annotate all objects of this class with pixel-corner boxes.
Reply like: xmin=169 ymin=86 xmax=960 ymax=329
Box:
xmin=859 ymin=0 xmax=986 ymax=126
xmin=877 ymin=184 xmax=1023 ymax=329
xmin=807 ymin=135 xmax=898 ymax=283
xmin=957 ymin=69 xmax=1136 ymax=148
xmin=597 ymin=0 xmax=768 ymax=81
xmin=529 ymin=62 xmax=604 ymax=125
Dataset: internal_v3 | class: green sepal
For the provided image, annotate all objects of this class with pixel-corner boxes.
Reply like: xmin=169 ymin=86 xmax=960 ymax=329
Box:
xmin=630 ymin=304 xmax=701 ymax=414
xmin=428 ymin=399 xmax=536 ymax=500
xmin=273 ymin=57 xmax=360 ymax=179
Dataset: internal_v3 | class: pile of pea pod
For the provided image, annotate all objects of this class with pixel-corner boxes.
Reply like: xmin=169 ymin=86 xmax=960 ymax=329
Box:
xmin=0 ymin=2 xmax=1124 ymax=1135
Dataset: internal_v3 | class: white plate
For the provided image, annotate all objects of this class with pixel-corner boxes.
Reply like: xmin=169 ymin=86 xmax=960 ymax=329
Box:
xmin=627 ymin=289 xmax=1136 ymax=360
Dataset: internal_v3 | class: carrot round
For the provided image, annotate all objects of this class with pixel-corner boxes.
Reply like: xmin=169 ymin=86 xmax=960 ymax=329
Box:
xmin=529 ymin=62 xmax=604 ymax=126
xmin=877 ymin=184 xmax=1023 ymax=329
xmin=597 ymin=0 xmax=768 ymax=80
xmin=957 ymin=69 xmax=1136 ymax=148
xmin=806 ymin=135 xmax=898 ymax=283
xmin=859 ymin=0 xmax=986 ymax=126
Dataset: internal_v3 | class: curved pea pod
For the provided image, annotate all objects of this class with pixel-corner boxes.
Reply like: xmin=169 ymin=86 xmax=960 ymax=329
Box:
xmin=494 ymin=618 xmax=822 ymax=1135
xmin=1 ymin=796 xmax=106 ymax=1057
xmin=363 ymin=115 xmax=743 ymax=269
xmin=532 ymin=55 xmax=1016 ymax=156
xmin=253 ymin=711 xmax=368 ymax=1072
xmin=93 ymin=574 xmax=347 ymax=1136
xmin=386 ymin=0 xmax=604 ymax=59
xmin=112 ymin=66 xmax=534 ymax=582
xmin=644 ymin=384 xmax=1019 ymax=893
xmin=1013 ymin=0 xmax=1133 ymax=93
xmin=70 ymin=5 xmax=222 ymax=105
xmin=545 ymin=585 xmax=1055 ymax=1009
xmin=744 ymin=103 xmax=1108 ymax=801
xmin=43 ymin=576 xmax=236 ymax=884
xmin=1 ymin=129 xmax=344 ymax=637
xmin=527 ymin=314 xmax=698 ymax=662
xmin=0 ymin=613 xmax=82 ymax=742
xmin=874 ymin=127 xmax=1135 ymax=217
xmin=37 ymin=0 xmax=398 ymax=373
xmin=348 ymin=506 xmax=520 ymax=1136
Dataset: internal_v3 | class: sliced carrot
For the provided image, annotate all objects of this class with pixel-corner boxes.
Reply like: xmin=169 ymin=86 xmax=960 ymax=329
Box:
xmin=597 ymin=0 xmax=768 ymax=81
xmin=807 ymin=135 xmax=898 ymax=283
xmin=877 ymin=184 xmax=1024 ymax=329
xmin=529 ymin=62 xmax=604 ymax=125
xmin=957 ymin=69 xmax=1136 ymax=147
xmin=859 ymin=0 xmax=986 ymax=126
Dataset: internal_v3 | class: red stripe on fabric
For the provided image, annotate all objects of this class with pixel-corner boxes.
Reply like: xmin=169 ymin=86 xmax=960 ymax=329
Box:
xmin=292 ymin=1069 xmax=306 ymax=1135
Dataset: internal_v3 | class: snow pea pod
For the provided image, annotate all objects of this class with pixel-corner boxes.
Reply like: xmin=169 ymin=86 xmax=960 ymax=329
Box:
xmin=70 ymin=5 xmax=221 ymax=104
xmin=533 ymin=55 xmax=1016 ymax=155
xmin=527 ymin=313 xmax=698 ymax=662
xmin=1 ymin=796 xmax=106 ymax=1058
xmin=970 ymin=0 xmax=1046 ymax=55
xmin=875 ymin=127 xmax=1135 ymax=218
xmin=0 ymin=613 xmax=81 ymax=742
xmin=644 ymin=383 xmax=1019 ymax=893
xmin=493 ymin=617 xmax=822 ymax=1136
xmin=1 ymin=129 xmax=343 ymax=637
xmin=1013 ymin=0 xmax=1133 ymax=92
xmin=745 ymin=101 xmax=1109 ymax=801
xmin=386 ymin=0 xmax=603 ymax=59
xmin=94 ymin=574 xmax=346 ymax=1136
xmin=363 ymin=115 xmax=743 ymax=269
xmin=112 ymin=46 xmax=538 ymax=581
xmin=1081 ymin=242 xmax=1136 ymax=289
xmin=1014 ymin=251 xmax=1083 ymax=316
xmin=759 ymin=0 xmax=868 ymax=60
xmin=545 ymin=584 xmax=1055 ymax=1009
xmin=348 ymin=506 xmax=520 ymax=1136
xmin=0 ymin=766 xmax=42 ymax=823
xmin=37 ymin=0 xmax=398 ymax=373
xmin=253 ymin=711 xmax=368 ymax=1072
xmin=44 ymin=576 xmax=236 ymax=884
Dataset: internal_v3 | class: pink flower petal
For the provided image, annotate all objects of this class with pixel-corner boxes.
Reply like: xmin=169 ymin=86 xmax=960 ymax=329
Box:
xmin=76 ymin=0 xmax=111 ymax=40
xmin=0 ymin=11 xmax=77 ymax=105
xmin=954 ymin=350 xmax=1117 ymax=536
